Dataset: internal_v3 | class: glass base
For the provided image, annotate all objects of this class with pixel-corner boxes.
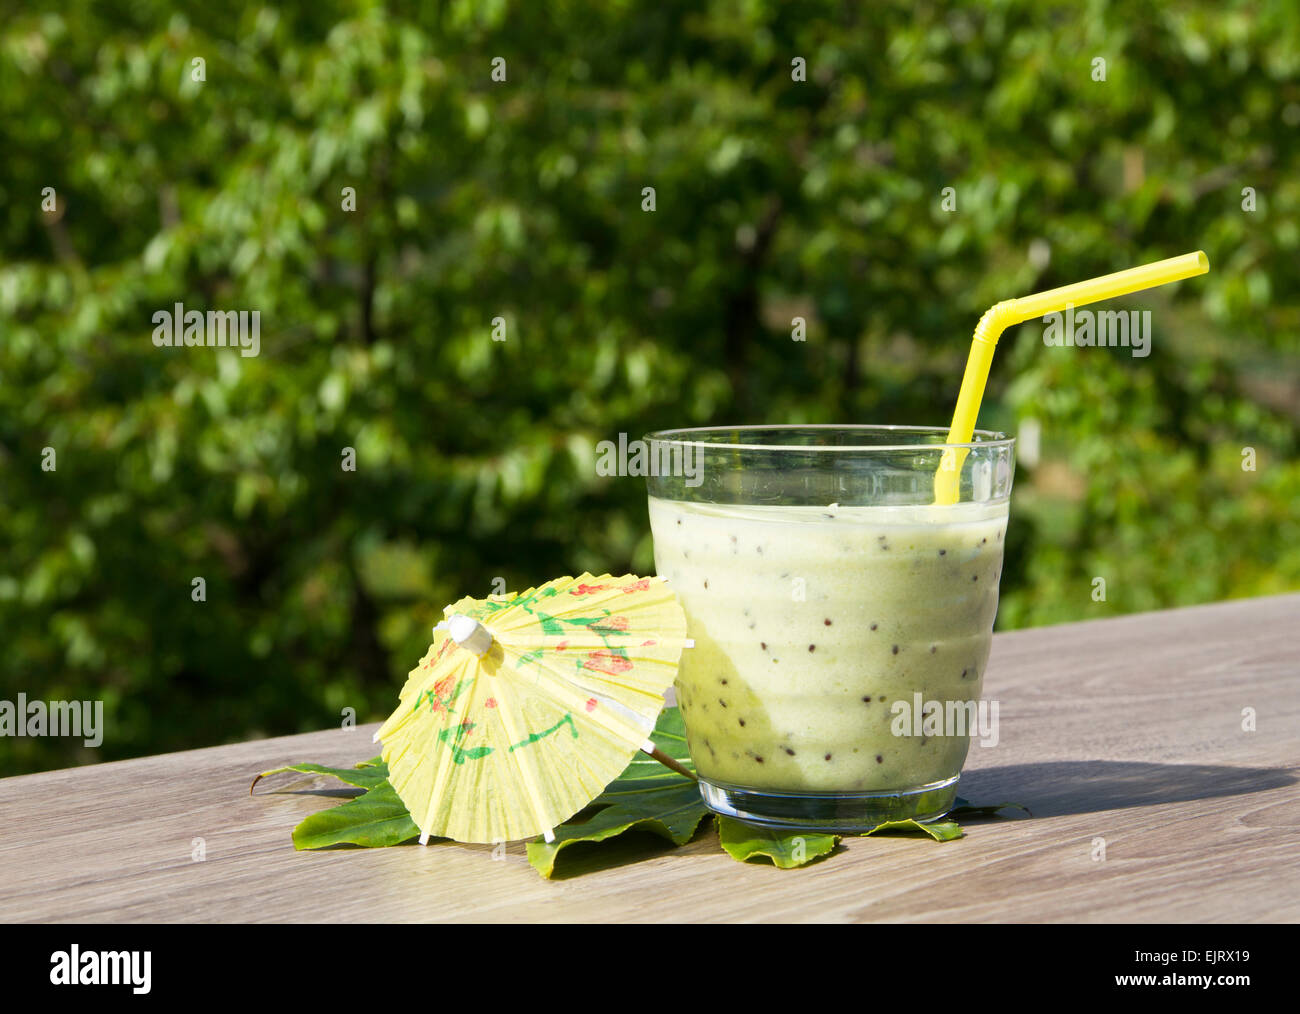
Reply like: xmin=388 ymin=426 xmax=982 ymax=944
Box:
xmin=698 ymin=774 xmax=960 ymax=833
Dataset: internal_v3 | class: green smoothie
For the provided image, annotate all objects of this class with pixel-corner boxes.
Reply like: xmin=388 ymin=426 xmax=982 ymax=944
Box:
xmin=648 ymin=497 xmax=1007 ymax=793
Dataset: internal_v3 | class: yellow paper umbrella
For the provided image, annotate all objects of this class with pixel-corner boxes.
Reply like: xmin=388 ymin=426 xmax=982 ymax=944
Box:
xmin=375 ymin=573 xmax=691 ymax=844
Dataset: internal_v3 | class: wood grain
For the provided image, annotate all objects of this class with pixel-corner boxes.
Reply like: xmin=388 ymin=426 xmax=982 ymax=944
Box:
xmin=2 ymin=593 xmax=1297 ymax=923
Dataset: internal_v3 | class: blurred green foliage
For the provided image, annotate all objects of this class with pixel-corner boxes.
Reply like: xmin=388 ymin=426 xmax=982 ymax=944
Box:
xmin=1 ymin=1 xmax=1296 ymax=773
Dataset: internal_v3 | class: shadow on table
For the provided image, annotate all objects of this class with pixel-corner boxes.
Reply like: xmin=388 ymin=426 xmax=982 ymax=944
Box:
xmin=958 ymin=760 xmax=1297 ymax=818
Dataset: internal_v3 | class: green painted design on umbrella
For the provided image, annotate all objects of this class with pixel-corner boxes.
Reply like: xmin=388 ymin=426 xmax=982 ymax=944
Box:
xmin=511 ymin=608 xmax=632 ymax=671
xmin=508 ymin=712 xmax=577 ymax=752
xmin=438 ymin=719 xmax=494 ymax=765
xmin=413 ymin=676 xmax=469 ymax=714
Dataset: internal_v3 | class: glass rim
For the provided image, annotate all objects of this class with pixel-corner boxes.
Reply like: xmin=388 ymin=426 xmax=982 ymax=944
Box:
xmin=643 ymin=424 xmax=1014 ymax=452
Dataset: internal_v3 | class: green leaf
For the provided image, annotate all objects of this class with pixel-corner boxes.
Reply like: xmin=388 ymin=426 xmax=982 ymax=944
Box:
xmin=716 ymin=817 xmax=839 ymax=868
xmin=291 ymin=779 xmax=424 ymax=849
xmin=860 ymin=819 xmax=964 ymax=842
xmin=258 ymin=742 xmax=1023 ymax=862
xmin=252 ymin=754 xmax=423 ymax=850
xmin=250 ymin=756 xmax=389 ymax=794
xmin=949 ymin=797 xmax=1033 ymax=819
xmin=526 ymin=706 xmax=709 ymax=878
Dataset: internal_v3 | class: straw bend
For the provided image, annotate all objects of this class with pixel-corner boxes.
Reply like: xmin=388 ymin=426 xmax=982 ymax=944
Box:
xmin=934 ymin=250 xmax=1210 ymax=506
xmin=973 ymin=299 xmax=1023 ymax=346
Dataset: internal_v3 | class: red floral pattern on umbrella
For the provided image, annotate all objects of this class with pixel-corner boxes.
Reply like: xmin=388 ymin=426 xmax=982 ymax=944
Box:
xmin=582 ymin=649 xmax=634 ymax=675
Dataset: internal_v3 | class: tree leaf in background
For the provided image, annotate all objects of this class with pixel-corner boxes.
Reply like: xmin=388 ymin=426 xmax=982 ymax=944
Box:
xmin=290 ymin=779 xmax=424 ymax=850
xmin=716 ymin=817 xmax=839 ymax=868
xmin=526 ymin=706 xmax=708 ymax=878
xmin=4 ymin=4 xmax=1297 ymax=782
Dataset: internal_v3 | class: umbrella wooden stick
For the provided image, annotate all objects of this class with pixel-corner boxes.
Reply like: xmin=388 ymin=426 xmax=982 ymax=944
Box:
xmin=647 ymin=745 xmax=697 ymax=781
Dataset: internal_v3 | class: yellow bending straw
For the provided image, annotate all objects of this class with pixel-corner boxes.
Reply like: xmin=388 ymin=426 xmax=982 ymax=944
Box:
xmin=934 ymin=250 xmax=1210 ymax=504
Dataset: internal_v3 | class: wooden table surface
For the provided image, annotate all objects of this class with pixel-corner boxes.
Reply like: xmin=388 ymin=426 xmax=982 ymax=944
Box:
xmin=3 ymin=593 xmax=1297 ymax=923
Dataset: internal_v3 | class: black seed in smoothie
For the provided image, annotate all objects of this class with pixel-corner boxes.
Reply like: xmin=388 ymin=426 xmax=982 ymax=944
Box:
xmin=930 ymin=644 xmax=937 ymax=653
xmin=754 ymin=756 xmax=764 ymax=763
xmin=862 ymin=695 xmax=872 ymax=703
xmin=720 ymin=678 xmax=728 ymax=685
xmin=718 ymin=698 xmax=728 ymax=708
xmin=961 ymin=668 xmax=969 ymax=678
xmin=870 ymin=623 xmax=878 ymax=631
xmin=824 ymin=753 xmax=832 ymax=761
xmin=703 ymin=579 xmax=708 ymax=589
xmin=981 ymin=537 xmax=987 ymax=544
xmin=808 ymin=644 xmax=816 ymax=652
xmin=738 ymin=718 xmax=746 ymax=727
xmin=676 ymin=519 xmax=681 ymax=525
xmin=972 ymin=574 xmax=978 ymax=581
xmin=938 ymin=549 xmax=946 ymax=556
xmin=783 ymin=747 xmax=795 ymax=756
xmin=824 ymin=618 xmax=832 ymax=626
xmin=875 ymin=754 xmax=883 ymax=763
xmin=760 ymin=642 xmax=767 ymax=651
xmin=892 ymin=644 xmax=899 ymax=654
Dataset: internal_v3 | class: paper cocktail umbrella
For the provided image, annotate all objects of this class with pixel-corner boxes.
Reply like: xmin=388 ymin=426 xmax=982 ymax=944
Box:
xmin=375 ymin=573 xmax=691 ymax=844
